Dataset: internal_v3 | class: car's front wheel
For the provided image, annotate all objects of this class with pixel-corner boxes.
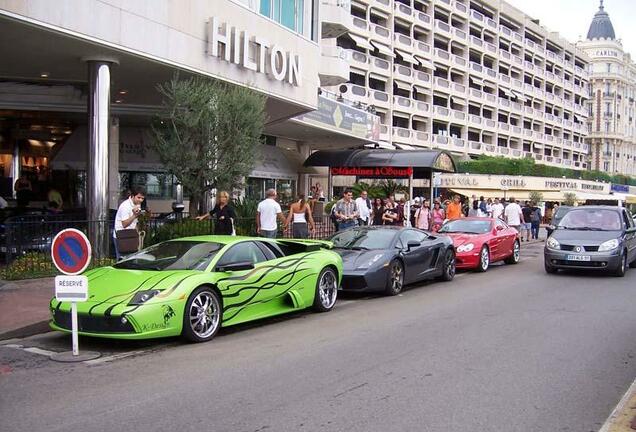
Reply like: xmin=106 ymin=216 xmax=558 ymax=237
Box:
xmin=182 ymin=286 xmax=222 ymax=343
xmin=504 ymin=240 xmax=521 ymax=265
xmin=476 ymin=245 xmax=490 ymax=272
xmin=614 ymin=252 xmax=628 ymax=277
xmin=440 ymin=249 xmax=456 ymax=281
xmin=312 ymin=267 xmax=338 ymax=312
xmin=384 ymin=260 xmax=404 ymax=296
xmin=544 ymin=260 xmax=558 ymax=274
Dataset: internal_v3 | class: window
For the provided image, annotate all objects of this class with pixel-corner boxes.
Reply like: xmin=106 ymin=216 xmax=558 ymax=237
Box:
xmin=218 ymin=241 xmax=268 ymax=265
xmin=607 ymin=63 xmax=612 ymax=73
xmin=398 ymin=230 xmax=428 ymax=247
xmin=604 ymin=161 xmax=610 ymax=171
xmin=260 ymin=0 xmax=305 ymax=33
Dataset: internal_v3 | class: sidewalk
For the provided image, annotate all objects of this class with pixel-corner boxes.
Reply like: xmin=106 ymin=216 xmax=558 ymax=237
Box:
xmin=0 ymin=277 xmax=54 ymax=340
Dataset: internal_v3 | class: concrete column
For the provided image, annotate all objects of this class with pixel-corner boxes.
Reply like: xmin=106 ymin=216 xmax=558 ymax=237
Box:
xmin=86 ymin=60 xmax=112 ymax=259
xmin=297 ymin=142 xmax=311 ymax=196
xmin=11 ymin=139 xmax=20 ymax=199
xmin=108 ymin=117 xmax=120 ymax=211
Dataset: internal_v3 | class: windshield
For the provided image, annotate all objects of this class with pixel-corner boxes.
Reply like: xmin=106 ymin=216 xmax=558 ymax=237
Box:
xmin=330 ymin=229 xmax=396 ymax=250
xmin=439 ymin=219 xmax=492 ymax=234
xmin=558 ymin=209 xmax=622 ymax=231
xmin=114 ymin=241 xmax=223 ymax=271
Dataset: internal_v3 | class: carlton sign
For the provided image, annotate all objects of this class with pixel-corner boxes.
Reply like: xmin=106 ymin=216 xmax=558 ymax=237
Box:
xmin=331 ymin=167 xmax=413 ymax=178
xmin=207 ymin=17 xmax=302 ymax=87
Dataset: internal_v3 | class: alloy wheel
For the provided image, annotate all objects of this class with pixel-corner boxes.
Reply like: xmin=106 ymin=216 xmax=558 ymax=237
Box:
xmin=318 ymin=270 xmax=338 ymax=309
xmin=189 ymin=291 xmax=220 ymax=339
xmin=391 ymin=262 xmax=403 ymax=293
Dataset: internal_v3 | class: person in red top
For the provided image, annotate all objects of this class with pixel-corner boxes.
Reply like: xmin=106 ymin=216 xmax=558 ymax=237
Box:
xmin=446 ymin=195 xmax=464 ymax=220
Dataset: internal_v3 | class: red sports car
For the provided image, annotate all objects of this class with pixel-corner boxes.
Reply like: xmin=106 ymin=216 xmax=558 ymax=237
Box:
xmin=438 ymin=217 xmax=520 ymax=272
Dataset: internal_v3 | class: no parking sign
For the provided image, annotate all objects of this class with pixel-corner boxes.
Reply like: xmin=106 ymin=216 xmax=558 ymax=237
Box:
xmin=50 ymin=228 xmax=92 ymax=276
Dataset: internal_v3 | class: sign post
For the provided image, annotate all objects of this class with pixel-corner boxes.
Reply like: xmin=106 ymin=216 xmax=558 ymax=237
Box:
xmin=49 ymin=228 xmax=101 ymax=362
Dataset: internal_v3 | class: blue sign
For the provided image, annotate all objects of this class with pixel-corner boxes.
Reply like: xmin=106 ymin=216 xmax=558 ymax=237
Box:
xmin=611 ymin=184 xmax=629 ymax=193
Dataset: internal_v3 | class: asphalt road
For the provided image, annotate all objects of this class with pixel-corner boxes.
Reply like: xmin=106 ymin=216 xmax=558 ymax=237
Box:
xmin=1 ymin=241 xmax=635 ymax=432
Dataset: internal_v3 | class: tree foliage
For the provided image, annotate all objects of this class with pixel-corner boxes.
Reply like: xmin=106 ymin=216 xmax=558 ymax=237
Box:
xmin=456 ymin=156 xmax=636 ymax=186
xmin=563 ymin=192 xmax=577 ymax=206
xmin=151 ymin=75 xmax=267 ymax=214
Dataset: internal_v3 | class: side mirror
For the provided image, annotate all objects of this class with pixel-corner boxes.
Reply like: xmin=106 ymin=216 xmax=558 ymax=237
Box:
xmin=216 ymin=261 xmax=254 ymax=272
xmin=548 ymin=225 xmax=556 ymax=231
xmin=495 ymin=225 xmax=504 ymax=231
xmin=407 ymin=240 xmax=421 ymax=250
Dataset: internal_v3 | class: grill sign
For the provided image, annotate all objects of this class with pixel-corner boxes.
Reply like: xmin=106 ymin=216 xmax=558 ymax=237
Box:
xmin=330 ymin=167 xmax=413 ymax=178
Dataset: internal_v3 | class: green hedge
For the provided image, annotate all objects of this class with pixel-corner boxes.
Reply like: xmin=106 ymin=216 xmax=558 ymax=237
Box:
xmin=1 ymin=252 xmax=116 ymax=281
xmin=456 ymin=156 xmax=636 ymax=186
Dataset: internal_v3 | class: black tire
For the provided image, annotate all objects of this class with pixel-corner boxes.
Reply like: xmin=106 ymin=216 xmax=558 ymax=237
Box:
xmin=614 ymin=252 xmax=628 ymax=277
xmin=544 ymin=260 xmax=557 ymax=274
xmin=384 ymin=259 xmax=404 ymax=296
xmin=476 ymin=245 xmax=490 ymax=272
xmin=629 ymin=256 xmax=636 ymax=269
xmin=440 ymin=249 xmax=456 ymax=281
xmin=312 ymin=267 xmax=338 ymax=312
xmin=181 ymin=286 xmax=222 ymax=343
xmin=504 ymin=240 xmax=521 ymax=265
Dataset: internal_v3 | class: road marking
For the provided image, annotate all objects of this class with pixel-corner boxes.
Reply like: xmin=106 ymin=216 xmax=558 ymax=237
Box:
xmin=1 ymin=344 xmax=57 ymax=357
xmin=85 ymin=350 xmax=148 ymax=366
xmin=599 ymin=377 xmax=636 ymax=432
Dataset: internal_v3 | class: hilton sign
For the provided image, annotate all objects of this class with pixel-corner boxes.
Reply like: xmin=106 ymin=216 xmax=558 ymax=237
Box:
xmin=206 ymin=17 xmax=302 ymax=87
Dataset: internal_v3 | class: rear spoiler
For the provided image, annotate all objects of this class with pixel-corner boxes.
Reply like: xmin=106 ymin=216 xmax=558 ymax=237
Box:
xmin=278 ymin=239 xmax=334 ymax=251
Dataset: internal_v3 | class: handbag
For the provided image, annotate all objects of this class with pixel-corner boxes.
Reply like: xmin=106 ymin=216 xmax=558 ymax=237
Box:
xmin=116 ymin=228 xmax=141 ymax=254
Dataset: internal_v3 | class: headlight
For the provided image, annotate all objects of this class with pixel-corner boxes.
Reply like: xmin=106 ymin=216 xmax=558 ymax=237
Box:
xmin=128 ymin=289 xmax=161 ymax=305
xmin=546 ymin=237 xmax=560 ymax=250
xmin=598 ymin=239 xmax=620 ymax=252
xmin=456 ymin=243 xmax=474 ymax=253
xmin=356 ymin=253 xmax=384 ymax=270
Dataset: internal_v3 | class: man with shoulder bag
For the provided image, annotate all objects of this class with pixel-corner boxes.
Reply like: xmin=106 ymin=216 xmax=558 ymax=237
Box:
xmin=114 ymin=186 xmax=145 ymax=260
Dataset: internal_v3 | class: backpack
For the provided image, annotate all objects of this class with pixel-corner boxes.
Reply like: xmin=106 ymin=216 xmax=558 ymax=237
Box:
xmin=530 ymin=208 xmax=541 ymax=223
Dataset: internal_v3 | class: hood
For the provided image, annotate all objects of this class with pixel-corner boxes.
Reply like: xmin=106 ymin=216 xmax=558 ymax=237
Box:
xmin=444 ymin=232 xmax=487 ymax=247
xmin=334 ymin=248 xmax=390 ymax=271
xmin=551 ymin=229 xmax=622 ymax=245
xmin=82 ymin=267 xmax=196 ymax=304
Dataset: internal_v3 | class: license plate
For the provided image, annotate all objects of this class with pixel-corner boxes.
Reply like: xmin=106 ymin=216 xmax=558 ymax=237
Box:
xmin=566 ymin=254 xmax=591 ymax=261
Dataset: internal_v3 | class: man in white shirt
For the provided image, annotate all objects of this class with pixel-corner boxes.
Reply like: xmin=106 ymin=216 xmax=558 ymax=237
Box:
xmin=504 ymin=197 xmax=524 ymax=232
xmin=491 ymin=197 xmax=504 ymax=220
xmin=114 ymin=186 xmax=145 ymax=259
xmin=354 ymin=190 xmax=371 ymax=226
xmin=257 ymin=189 xmax=287 ymax=238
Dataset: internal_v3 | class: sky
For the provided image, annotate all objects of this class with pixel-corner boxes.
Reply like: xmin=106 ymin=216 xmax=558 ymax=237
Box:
xmin=505 ymin=0 xmax=636 ymax=56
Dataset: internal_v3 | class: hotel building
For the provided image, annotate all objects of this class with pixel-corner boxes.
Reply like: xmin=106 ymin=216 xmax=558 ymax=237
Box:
xmin=325 ymin=0 xmax=592 ymax=169
xmin=579 ymin=1 xmax=636 ymax=176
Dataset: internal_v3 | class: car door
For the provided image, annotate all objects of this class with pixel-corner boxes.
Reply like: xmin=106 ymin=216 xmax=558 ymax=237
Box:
xmin=214 ymin=241 xmax=285 ymax=322
xmin=622 ymin=210 xmax=636 ymax=263
xmin=397 ymin=229 xmax=436 ymax=283
xmin=489 ymin=220 xmax=506 ymax=260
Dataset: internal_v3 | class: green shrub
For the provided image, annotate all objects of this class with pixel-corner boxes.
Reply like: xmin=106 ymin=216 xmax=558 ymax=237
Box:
xmin=1 ymin=252 xmax=116 ymax=281
xmin=145 ymin=219 xmax=213 ymax=247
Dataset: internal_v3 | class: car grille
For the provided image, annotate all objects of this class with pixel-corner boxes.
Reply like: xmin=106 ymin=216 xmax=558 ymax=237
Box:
xmin=342 ymin=275 xmax=368 ymax=290
xmin=552 ymin=260 xmax=607 ymax=268
xmin=53 ymin=310 xmax=135 ymax=333
xmin=559 ymin=245 xmax=600 ymax=252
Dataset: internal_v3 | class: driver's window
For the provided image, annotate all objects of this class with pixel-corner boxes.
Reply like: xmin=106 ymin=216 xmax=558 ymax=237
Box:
xmin=495 ymin=219 xmax=507 ymax=230
xmin=399 ymin=230 xmax=427 ymax=247
xmin=218 ymin=242 xmax=267 ymax=266
xmin=622 ymin=210 xmax=634 ymax=228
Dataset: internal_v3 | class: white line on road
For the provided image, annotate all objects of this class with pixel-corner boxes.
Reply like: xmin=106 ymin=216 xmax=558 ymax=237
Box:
xmin=1 ymin=344 xmax=57 ymax=357
xmin=85 ymin=350 xmax=149 ymax=366
xmin=599 ymin=377 xmax=636 ymax=432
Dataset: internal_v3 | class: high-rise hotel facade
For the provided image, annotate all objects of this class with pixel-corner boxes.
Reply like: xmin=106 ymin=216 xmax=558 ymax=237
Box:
xmin=324 ymin=0 xmax=591 ymax=170
xmin=579 ymin=1 xmax=636 ymax=177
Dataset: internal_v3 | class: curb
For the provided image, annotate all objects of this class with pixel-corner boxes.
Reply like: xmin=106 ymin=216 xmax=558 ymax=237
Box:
xmin=0 ymin=320 xmax=50 ymax=341
xmin=599 ymin=378 xmax=636 ymax=432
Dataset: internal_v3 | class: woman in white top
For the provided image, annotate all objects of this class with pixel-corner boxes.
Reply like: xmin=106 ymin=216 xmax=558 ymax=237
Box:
xmin=286 ymin=194 xmax=315 ymax=238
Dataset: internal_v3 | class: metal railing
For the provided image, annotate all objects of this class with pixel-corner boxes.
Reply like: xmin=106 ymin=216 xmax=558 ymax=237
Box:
xmin=1 ymin=213 xmax=340 ymax=272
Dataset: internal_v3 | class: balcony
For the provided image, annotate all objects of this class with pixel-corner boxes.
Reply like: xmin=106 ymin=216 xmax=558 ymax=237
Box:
xmin=484 ymin=67 xmax=497 ymax=79
xmin=470 ymin=9 xmax=485 ymax=24
xmin=470 ymin=35 xmax=484 ymax=49
xmin=392 ymin=127 xmax=413 ymax=144
xmin=452 ymin=82 xmax=466 ymax=93
xmin=500 ymin=25 xmax=512 ymax=39
xmin=469 ymin=114 xmax=483 ymax=125
xmin=452 ymin=27 xmax=467 ymax=40
xmin=434 ymin=77 xmax=451 ymax=89
xmin=415 ymin=101 xmax=431 ymax=113
xmin=414 ymin=11 xmax=432 ymax=28
xmin=498 ymin=147 xmax=510 ymax=155
xmin=319 ymin=46 xmax=350 ymax=86
xmin=351 ymin=17 xmax=369 ymax=37
xmin=435 ymin=19 xmax=452 ymax=36
xmin=469 ymin=141 xmax=483 ymax=152
xmin=416 ymin=41 xmax=431 ymax=54
xmin=394 ymin=33 xmax=413 ymax=50
xmin=339 ymin=83 xmax=368 ymax=103
xmin=434 ymin=48 xmax=451 ymax=63
xmin=321 ymin=1 xmax=354 ymax=38
xmin=379 ymin=124 xmax=390 ymax=142
xmin=485 ymin=42 xmax=497 ymax=54
xmin=485 ymin=92 xmax=497 ymax=103
xmin=372 ymin=0 xmax=391 ymax=13
xmin=369 ymin=89 xmax=390 ymax=108
xmin=454 ymin=1 xmax=468 ymax=15
xmin=414 ymin=131 xmax=431 ymax=146
xmin=348 ymin=49 xmax=368 ymax=68
xmin=370 ymin=56 xmax=391 ymax=76
xmin=498 ymin=122 xmax=511 ymax=131
xmin=470 ymin=87 xmax=483 ymax=100
xmin=414 ymin=70 xmax=431 ymax=86
xmin=434 ymin=134 xmax=451 ymax=147
xmin=393 ymin=2 xmax=414 ymax=22
xmin=394 ymin=64 xmax=413 ymax=81
xmin=486 ymin=18 xmax=497 ymax=29
xmin=452 ymin=109 xmax=466 ymax=121
xmin=370 ymin=23 xmax=391 ymax=44
xmin=434 ymin=105 xmax=451 ymax=117
xmin=470 ymin=62 xmax=484 ymax=75
xmin=452 ymin=54 xmax=467 ymax=67
xmin=394 ymin=95 xmax=413 ymax=112
xmin=500 ymin=50 xmax=511 ymax=62
xmin=512 ymin=54 xmax=523 ymax=65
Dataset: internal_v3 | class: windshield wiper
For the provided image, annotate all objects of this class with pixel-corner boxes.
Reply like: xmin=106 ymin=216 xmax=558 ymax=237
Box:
xmin=561 ymin=226 xmax=601 ymax=231
xmin=350 ymin=246 xmax=370 ymax=250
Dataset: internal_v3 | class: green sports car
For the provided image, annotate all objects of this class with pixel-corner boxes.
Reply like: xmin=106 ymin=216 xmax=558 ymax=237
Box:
xmin=50 ymin=236 xmax=342 ymax=343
